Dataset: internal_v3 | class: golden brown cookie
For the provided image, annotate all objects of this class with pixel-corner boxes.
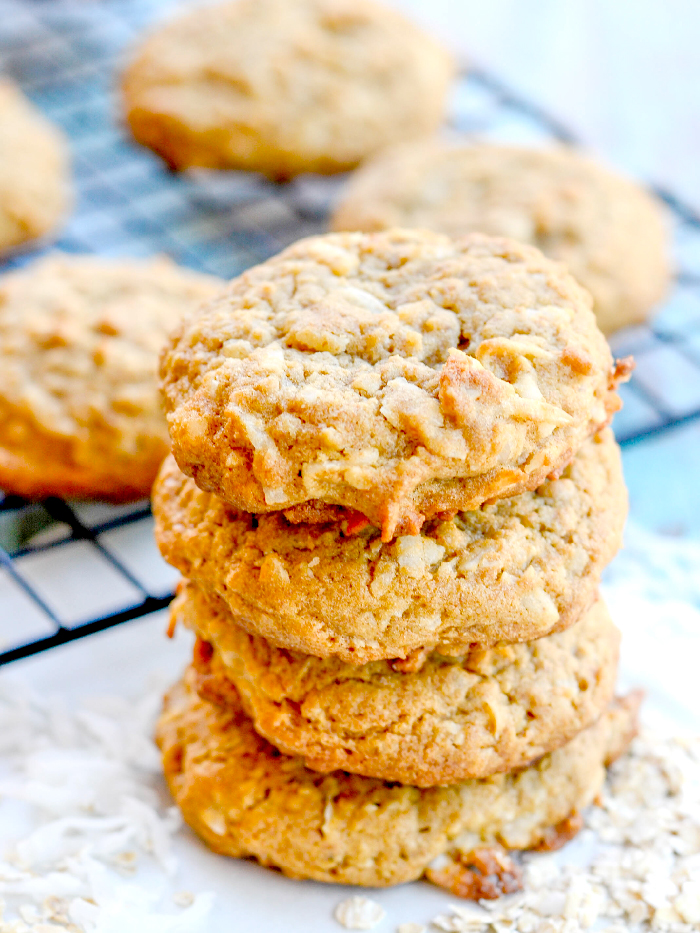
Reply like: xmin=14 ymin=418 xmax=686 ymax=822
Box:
xmin=178 ymin=581 xmax=620 ymax=786
xmin=153 ymin=430 xmax=626 ymax=664
xmin=157 ymin=669 xmax=640 ymax=889
xmin=160 ymin=230 xmax=629 ymax=540
xmin=0 ymin=79 xmax=72 ymax=254
xmin=331 ymin=142 xmax=670 ymax=334
xmin=122 ymin=0 xmax=453 ymax=180
xmin=0 ymin=254 xmax=222 ymax=501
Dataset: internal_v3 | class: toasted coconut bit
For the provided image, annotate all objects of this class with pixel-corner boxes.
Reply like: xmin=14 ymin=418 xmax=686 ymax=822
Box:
xmin=534 ymin=811 xmax=585 ymax=852
xmin=427 ymin=846 xmax=523 ymax=900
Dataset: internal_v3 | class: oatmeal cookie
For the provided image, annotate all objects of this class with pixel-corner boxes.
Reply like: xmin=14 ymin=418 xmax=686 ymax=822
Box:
xmin=0 ymin=78 xmax=72 ymax=253
xmin=122 ymin=0 xmax=453 ymax=180
xmin=331 ymin=142 xmax=670 ymax=334
xmin=160 ymin=231 xmax=629 ymax=540
xmin=0 ymin=254 xmax=222 ymax=501
xmin=157 ymin=670 xmax=640 ymax=889
xmin=179 ymin=582 xmax=620 ymax=786
xmin=153 ymin=430 xmax=626 ymax=663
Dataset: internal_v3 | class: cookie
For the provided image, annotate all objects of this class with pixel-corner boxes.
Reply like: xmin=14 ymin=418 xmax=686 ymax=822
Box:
xmin=0 ymin=255 xmax=222 ymax=501
xmin=160 ymin=230 xmax=630 ymax=540
xmin=157 ymin=670 xmax=640 ymax=889
xmin=178 ymin=581 xmax=620 ymax=786
xmin=331 ymin=142 xmax=670 ymax=335
xmin=122 ymin=0 xmax=453 ymax=180
xmin=153 ymin=429 xmax=625 ymax=663
xmin=0 ymin=78 xmax=72 ymax=254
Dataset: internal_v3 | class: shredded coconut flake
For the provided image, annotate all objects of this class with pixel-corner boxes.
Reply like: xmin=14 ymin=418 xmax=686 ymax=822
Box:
xmin=0 ymin=676 xmax=214 ymax=932
xmin=334 ymin=896 xmax=386 ymax=929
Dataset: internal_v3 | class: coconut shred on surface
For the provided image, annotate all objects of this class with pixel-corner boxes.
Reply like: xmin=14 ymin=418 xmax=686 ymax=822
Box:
xmin=0 ymin=676 xmax=214 ymax=933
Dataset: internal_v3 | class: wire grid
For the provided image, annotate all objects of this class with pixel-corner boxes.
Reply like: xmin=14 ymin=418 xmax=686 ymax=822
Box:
xmin=1 ymin=0 xmax=700 ymax=667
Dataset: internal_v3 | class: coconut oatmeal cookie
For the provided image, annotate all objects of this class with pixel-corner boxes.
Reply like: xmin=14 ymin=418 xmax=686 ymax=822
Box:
xmin=331 ymin=142 xmax=670 ymax=334
xmin=122 ymin=0 xmax=453 ymax=179
xmin=158 ymin=669 xmax=640 ymax=890
xmin=0 ymin=254 xmax=222 ymax=501
xmin=0 ymin=78 xmax=72 ymax=254
xmin=153 ymin=430 xmax=625 ymax=663
xmin=160 ymin=230 xmax=630 ymax=540
xmin=177 ymin=582 xmax=620 ymax=786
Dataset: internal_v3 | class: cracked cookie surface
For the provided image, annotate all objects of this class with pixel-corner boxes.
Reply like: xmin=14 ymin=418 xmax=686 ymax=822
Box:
xmin=153 ymin=430 xmax=626 ymax=663
xmin=0 ymin=254 xmax=222 ymax=501
xmin=0 ymin=79 xmax=72 ymax=254
xmin=179 ymin=582 xmax=620 ymax=786
xmin=160 ymin=230 xmax=627 ymax=539
xmin=122 ymin=0 xmax=453 ymax=179
xmin=157 ymin=670 xmax=640 ymax=889
xmin=331 ymin=142 xmax=670 ymax=334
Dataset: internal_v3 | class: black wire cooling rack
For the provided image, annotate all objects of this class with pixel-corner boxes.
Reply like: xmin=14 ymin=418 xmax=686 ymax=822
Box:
xmin=1 ymin=0 xmax=700 ymax=667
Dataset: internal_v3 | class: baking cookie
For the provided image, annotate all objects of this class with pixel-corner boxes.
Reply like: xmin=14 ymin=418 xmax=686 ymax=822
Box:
xmin=153 ymin=430 xmax=626 ymax=663
xmin=178 ymin=582 xmax=620 ymax=786
xmin=0 ymin=255 xmax=222 ymax=501
xmin=0 ymin=78 xmax=72 ymax=254
xmin=331 ymin=142 xmax=670 ymax=334
xmin=122 ymin=0 xmax=453 ymax=180
xmin=157 ymin=669 xmax=640 ymax=889
xmin=160 ymin=230 xmax=630 ymax=540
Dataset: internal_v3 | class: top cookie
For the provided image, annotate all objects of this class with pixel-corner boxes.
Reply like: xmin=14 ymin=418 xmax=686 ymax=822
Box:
xmin=331 ymin=142 xmax=670 ymax=334
xmin=160 ymin=230 xmax=628 ymax=539
xmin=122 ymin=0 xmax=453 ymax=180
xmin=0 ymin=79 xmax=72 ymax=254
xmin=0 ymin=254 xmax=222 ymax=501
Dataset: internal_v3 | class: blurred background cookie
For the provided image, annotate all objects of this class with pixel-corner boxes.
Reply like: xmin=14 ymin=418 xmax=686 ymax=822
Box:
xmin=0 ymin=78 xmax=72 ymax=255
xmin=122 ymin=0 xmax=453 ymax=179
xmin=0 ymin=254 xmax=222 ymax=502
xmin=331 ymin=141 xmax=670 ymax=334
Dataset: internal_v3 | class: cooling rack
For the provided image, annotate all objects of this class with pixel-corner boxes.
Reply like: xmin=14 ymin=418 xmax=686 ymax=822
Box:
xmin=1 ymin=0 xmax=700 ymax=667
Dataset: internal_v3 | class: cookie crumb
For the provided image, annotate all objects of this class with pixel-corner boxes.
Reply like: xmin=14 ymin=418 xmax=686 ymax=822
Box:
xmin=397 ymin=924 xmax=426 ymax=933
xmin=335 ymin=896 xmax=386 ymax=929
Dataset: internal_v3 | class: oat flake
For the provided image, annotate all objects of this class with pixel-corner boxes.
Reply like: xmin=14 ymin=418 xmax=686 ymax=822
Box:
xmin=335 ymin=896 xmax=386 ymax=929
xmin=427 ymin=730 xmax=700 ymax=933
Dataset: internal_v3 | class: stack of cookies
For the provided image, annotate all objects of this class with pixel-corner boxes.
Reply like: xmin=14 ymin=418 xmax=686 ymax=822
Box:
xmin=153 ymin=228 xmax=639 ymax=897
